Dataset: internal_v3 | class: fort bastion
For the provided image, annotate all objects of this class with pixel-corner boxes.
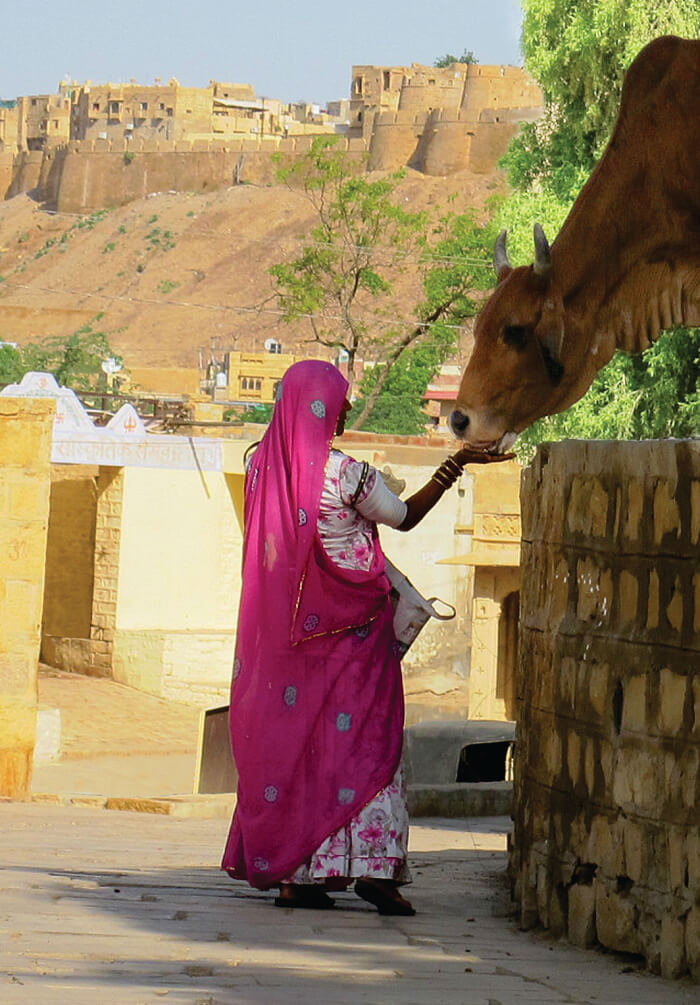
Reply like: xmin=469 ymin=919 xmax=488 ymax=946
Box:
xmin=0 ymin=62 xmax=542 ymax=213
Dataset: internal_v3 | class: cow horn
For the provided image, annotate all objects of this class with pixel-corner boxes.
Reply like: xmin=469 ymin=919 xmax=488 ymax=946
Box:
xmin=533 ymin=223 xmax=551 ymax=277
xmin=494 ymin=229 xmax=511 ymax=274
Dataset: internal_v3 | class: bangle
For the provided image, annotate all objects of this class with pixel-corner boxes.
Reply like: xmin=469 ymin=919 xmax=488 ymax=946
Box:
xmin=431 ymin=468 xmax=453 ymax=488
xmin=431 ymin=457 xmax=464 ymax=490
xmin=443 ymin=457 xmax=463 ymax=478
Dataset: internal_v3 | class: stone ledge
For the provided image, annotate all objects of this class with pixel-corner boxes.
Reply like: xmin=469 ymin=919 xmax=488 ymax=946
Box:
xmin=408 ymin=781 xmax=512 ymax=817
xmin=28 ymin=784 xmax=512 ymax=819
xmin=31 ymin=791 xmax=236 ymax=818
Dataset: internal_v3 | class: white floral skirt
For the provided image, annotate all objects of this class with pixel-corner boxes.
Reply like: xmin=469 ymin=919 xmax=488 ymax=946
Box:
xmin=283 ymin=765 xmax=411 ymax=886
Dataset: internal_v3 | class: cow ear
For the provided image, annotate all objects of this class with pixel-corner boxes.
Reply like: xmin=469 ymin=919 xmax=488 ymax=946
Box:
xmin=534 ymin=296 xmax=565 ymax=385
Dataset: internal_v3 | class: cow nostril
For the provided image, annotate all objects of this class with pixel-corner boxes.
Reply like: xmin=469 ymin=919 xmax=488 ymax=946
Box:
xmin=450 ymin=410 xmax=470 ymax=435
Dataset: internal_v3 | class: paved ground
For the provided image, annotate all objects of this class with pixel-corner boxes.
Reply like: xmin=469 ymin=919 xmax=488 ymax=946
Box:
xmin=34 ymin=666 xmax=201 ymax=798
xmin=2 ymin=804 xmax=698 ymax=1005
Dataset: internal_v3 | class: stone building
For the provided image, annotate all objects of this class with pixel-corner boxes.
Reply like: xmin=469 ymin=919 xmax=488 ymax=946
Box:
xmin=511 ymin=439 xmax=700 ymax=980
xmin=0 ymin=100 xmax=19 ymax=150
xmin=348 ymin=60 xmax=543 ymax=176
xmin=16 ymin=93 xmax=71 ymax=149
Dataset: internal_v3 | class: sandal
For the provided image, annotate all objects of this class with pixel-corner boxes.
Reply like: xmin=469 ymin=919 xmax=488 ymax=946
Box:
xmin=355 ymin=879 xmax=416 ymax=916
xmin=274 ymin=884 xmax=335 ymax=910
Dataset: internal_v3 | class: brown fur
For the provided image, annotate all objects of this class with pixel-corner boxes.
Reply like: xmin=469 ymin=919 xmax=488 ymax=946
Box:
xmin=455 ymin=36 xmax=700 ymax=446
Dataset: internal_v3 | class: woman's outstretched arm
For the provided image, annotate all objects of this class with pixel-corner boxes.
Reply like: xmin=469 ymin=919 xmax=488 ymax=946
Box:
xmin=397 ymin=447 xmax=515 ymax=532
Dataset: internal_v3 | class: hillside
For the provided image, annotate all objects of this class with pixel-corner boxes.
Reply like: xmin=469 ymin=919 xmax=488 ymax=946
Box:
xmin=0 ymin=167 xmax=504 ymax=379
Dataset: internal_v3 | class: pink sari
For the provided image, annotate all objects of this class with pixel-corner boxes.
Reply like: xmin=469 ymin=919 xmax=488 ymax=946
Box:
xmin=221 ymin=360 xmax=404 ymax=888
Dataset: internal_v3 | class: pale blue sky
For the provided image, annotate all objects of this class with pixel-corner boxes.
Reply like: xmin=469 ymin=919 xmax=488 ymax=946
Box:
xmin=2 ymin=0 xmax=523 ymax=105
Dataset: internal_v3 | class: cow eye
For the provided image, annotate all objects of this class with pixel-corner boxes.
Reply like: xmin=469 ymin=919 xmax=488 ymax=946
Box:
xmin=503 ymin=325 xmax=528 ymax=349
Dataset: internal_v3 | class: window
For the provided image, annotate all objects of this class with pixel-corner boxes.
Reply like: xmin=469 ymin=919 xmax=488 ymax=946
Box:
xmin=255 ymin=379 xmax=261 ymax=391
xmin=31 ymin=98 xmax=37 ymax=106
xmin=241 ymin=377 xmax=248 ymax=390
xmin=166 ymin=107 xmax=173 ymax=116
xmin=352 ymin=76 xmax=363 ymax=96
xmin=92 ymin=102 xmax=100 ymax=112
xmin=159 ymin=102 xmax=165 ymax=110
xmin=383 ymin=71 xmax=390 ymax=90
xmin=110 ymin=101 xmax=120 ymax=115
xmin=53 ymin=120 xmax=58 ymax=129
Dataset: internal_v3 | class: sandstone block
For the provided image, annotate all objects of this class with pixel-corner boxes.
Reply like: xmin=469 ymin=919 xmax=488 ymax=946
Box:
xmin=566 ymin=729 xmax=581 ymax=786
xmin=691 ymin=479 xmax=700 ymax=545
xmin=621 ymin=675 xmax=646 ymax=733
xmin=623 ymin=479 xmax=644 ymax=541
xmin=653 ymin=480 xmax=681 ymax=544
xmin=567 ymin=883 xmax=596 ymax=948
xmin=623 ymin=819 xmax=645 ymax=884
xmin=660 ymin=915 xmax=687 ymax=980
xmin=647 ymin=570 xmax=660 ymax=629
xmin=666 ymin=576 xmax=685 ymax=633
xmin=686 ymin=905 xmax=700 ymax=980
xmin=587 ymin=661 xmax=609 ymax=719
xmin=594 ymin=879 xmax=640 ymax=956
xmin=618 ymin=569 xmax=639 ymax=626
xmin=658 ymin=667 xmax=687 ymax=735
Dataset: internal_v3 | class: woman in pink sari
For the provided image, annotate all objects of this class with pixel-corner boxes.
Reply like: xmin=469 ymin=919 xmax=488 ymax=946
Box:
xmin=221 ymin=360 xmax=509 ymax=914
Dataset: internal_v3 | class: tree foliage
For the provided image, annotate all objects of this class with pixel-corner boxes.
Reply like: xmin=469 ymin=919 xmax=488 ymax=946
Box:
xmin=503 ymin=1 xmax=700 ymax=200
xmin=270 ymin=138 xmax=498 ymax=433
xmin=433 ymin=50 xmax=479 ymax=68
xmin=0 ymin=318 xmax=123 ymax=392
xmin=496 ymin=0 xmax=700 ymax=454
xmin=270 ymin=137 xmax=425 ymax=387
xmin=353 ymin=209 xmax=498 ymax=433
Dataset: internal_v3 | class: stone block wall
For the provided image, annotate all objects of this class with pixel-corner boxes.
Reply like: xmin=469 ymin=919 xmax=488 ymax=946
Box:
xmin=511 ymin=440 xmax=700 ymax=979
xmin=0 ymin=398 xmax=54 ymax=798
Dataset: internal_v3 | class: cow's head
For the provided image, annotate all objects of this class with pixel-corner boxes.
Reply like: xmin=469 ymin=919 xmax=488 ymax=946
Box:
xmin=451 ymin=225 xmax=607 ymax=450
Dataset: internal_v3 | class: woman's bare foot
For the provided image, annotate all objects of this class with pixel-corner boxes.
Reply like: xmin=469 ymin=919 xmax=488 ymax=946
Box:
xmin=355 ymin=878 xmax=416 ymax=915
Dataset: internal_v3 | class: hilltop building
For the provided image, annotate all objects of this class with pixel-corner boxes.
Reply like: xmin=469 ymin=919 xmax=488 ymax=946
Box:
xmin=1 ymin=59 xmax=542 ymax=211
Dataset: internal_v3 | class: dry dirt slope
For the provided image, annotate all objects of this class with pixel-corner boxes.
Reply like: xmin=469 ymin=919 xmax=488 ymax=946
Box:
xmin=0 ymin=168 xmax=502 ymax=373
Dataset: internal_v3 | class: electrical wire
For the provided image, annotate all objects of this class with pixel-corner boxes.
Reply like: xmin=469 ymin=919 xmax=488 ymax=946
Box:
xmin=0 ymin=279 xmax=478 ymax=335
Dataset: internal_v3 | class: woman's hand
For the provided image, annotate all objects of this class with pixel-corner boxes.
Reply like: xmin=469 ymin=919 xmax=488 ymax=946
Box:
xmin=452 ymin=446 xmax=517 ymax=466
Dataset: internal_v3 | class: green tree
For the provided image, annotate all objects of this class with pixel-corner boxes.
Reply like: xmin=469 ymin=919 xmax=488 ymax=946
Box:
xmin=351 ymin=208 xmax=497 ymax=431
xmin=433 ymin=50 xmax=479 ymax=68
xmin=270 ymin=136 xmax=425 ymax=389
xmin=0 ymin=318 xmax=122 ymax=392
xmin=505 ymin=0 xmax=700 ymax=198
xmin=353 ymin=339 xmax=452 ymax=435
xmin=496 ymin=1 xmax=700 ymax=452
xmin=0 ymin=344 xmax=25 ymax=385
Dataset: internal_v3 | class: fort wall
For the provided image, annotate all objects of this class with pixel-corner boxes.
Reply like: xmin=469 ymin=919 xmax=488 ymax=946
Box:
xmin=511 ymin=440 xmax=700 ymax=979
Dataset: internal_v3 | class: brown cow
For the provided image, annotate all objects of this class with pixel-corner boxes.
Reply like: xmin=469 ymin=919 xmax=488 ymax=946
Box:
xmin=452 ymin=35 xmax=700 ymax=452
